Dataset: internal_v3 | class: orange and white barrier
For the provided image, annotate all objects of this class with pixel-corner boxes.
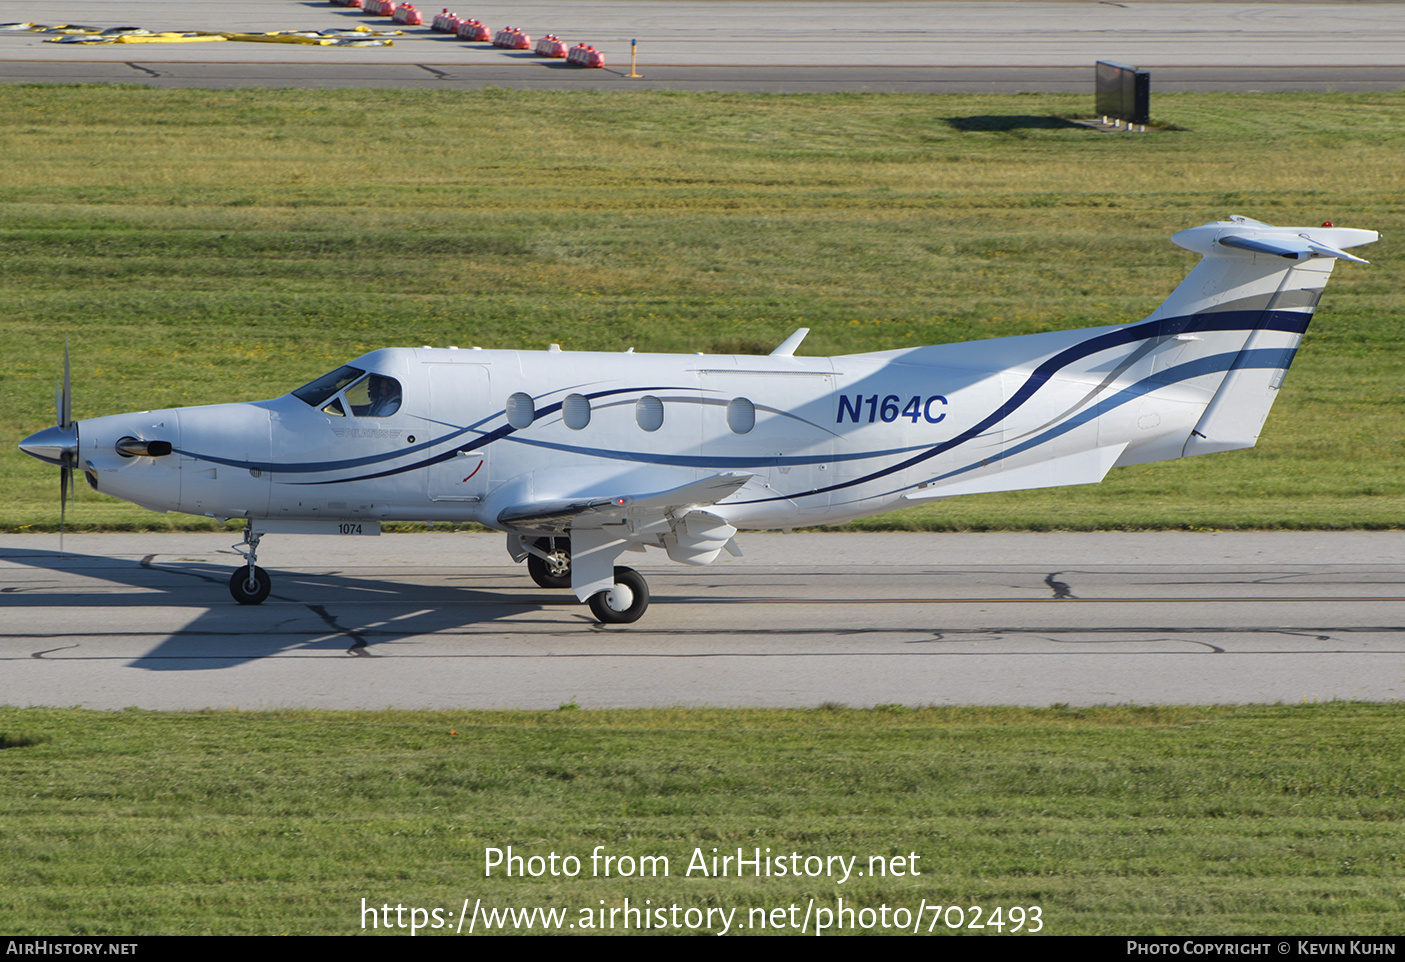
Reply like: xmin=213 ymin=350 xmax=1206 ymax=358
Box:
xmin=362 ymin=0 xmax=396 ymax=16
xmin=391 ymin=3 xmax=421 ymax=24
xmin=456 ymin=18 xmax=489 ymax=41
xmin=534 ymin=34 xmax=566 ymax=58
xmin=329 ymin=0 xmax=364 ymax=8
xmin=492 ymin=26 xmax=529 ymax=49
xmin=566 ymin=43 xmax=605 ymax=68
xmin=431 ymin=8 xmax=462 ymax=33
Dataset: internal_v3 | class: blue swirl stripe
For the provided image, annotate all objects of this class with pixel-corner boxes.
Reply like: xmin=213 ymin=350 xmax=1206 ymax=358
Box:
xmin=170 ymin=308 xmax=1310 ymax=496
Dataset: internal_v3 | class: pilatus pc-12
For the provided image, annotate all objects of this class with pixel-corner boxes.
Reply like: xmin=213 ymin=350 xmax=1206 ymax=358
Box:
xmin=19 ymin=217 xmax=1378 ymax=623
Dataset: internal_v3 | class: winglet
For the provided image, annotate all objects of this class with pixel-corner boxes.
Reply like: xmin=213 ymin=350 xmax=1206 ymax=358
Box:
xmin=769 ymin=328 xmax=810 ymax=357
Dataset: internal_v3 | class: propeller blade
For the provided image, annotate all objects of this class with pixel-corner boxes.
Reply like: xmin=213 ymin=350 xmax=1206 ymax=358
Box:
xmin=60 ymin=463 xmax=70 ymax=552
xmin=56 ymin=342 xmax=74 ymax=552
xmin=24 ymin=343 xmax=80 ymax=551
xmin=60 ymin=340 xmax=72 ymax=430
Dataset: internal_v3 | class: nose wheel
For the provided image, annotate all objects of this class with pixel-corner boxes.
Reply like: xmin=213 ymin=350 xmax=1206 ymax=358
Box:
xmin=229 ymin=523 xmax=271 ymax=605
xmin=588 ymin=566 xmax=649 ymax=624
xmin=229 ymin=565 xmax=271 ymax=605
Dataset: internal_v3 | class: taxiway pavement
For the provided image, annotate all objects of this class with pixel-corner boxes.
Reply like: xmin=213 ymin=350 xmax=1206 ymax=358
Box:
xmin=2 ymin=1 xmax=1403 ymax=91
xmin=3 ymin=531 xmax=1401 ymax=709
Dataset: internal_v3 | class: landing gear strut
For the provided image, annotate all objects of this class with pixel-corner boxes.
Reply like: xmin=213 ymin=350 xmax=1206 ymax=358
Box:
xmin=229 ymin=523 xmax=271 ymax=605
xmin=588 ymin=566 xmax=649 ymax=624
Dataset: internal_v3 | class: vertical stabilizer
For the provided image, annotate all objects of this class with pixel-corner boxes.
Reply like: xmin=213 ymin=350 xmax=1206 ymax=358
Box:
xmin=1147 ymin=217 xmax=1377 ymax=458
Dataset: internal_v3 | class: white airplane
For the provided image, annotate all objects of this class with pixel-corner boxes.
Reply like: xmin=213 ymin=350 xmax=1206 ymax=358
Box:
xmin=19 ymin=217 xmax=1377 ymax=623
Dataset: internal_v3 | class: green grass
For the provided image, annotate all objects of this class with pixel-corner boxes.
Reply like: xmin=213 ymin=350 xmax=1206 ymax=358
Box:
xmin=3 ymin=87 xmax=1403 ymax=531
xmin=1 ymin=704 xmax=1403 ymax=935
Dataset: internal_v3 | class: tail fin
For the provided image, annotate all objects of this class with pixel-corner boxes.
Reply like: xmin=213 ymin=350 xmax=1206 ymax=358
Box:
xmin=1147 ymin=216 xmax=1377 ymax=458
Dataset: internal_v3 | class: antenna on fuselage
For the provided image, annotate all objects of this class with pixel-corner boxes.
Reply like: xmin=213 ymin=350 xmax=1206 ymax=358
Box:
xmin=769 ymin=328 xmax=810 ymax=357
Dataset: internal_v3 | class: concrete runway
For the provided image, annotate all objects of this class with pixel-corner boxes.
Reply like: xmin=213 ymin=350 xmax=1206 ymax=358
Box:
xmin=2 ymin=1 xmax=1404 ymax=91
xmin=3 ymin=531 xmax=1402 ymax=709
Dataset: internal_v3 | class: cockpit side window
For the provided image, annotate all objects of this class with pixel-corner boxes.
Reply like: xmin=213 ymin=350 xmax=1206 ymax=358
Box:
xmin=347 ymin=374 xmax=402 ymax=417
xmin=293 ymin=366 xmax=365 ymax=408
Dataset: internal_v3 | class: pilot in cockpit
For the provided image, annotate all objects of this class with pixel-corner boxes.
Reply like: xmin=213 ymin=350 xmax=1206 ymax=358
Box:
xmin=362 ymin=375 xmax=402 ymax=417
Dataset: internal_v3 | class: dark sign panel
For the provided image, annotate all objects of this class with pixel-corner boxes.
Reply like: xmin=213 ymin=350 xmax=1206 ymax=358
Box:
xmin=1095 ymin=60 xmax=1150 ymax=126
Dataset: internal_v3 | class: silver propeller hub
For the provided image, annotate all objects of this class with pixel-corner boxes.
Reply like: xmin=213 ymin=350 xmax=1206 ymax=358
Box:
xmin=19 ymin=423 xmax=79 ymax=467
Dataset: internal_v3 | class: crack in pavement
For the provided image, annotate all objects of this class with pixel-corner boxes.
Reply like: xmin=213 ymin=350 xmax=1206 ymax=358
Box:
xmin=307 ymin=604 xmax=377 ymax=656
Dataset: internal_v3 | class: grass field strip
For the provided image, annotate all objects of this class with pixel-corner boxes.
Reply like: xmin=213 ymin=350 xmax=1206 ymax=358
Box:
xmin=2 ymin=703 xmax=1404 ymax=935
xmin=3 ymin=88 xmax=1402 ymax=533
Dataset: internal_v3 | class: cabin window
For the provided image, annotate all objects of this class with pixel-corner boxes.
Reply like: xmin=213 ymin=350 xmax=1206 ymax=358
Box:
xmin=636 ymin=395 xmax=664 ymax=432
xmin=506 ymin=392 xmax=535 ymax=429
xmin=727 ymin=397 xmax=755 ymax=434
xmin=346 ymin=374 xmax=402 ymax=417
xmin=563 ymin=394 xmax=591 ymax=430
xmin=293 ymin=365 xmax=365 ymax=408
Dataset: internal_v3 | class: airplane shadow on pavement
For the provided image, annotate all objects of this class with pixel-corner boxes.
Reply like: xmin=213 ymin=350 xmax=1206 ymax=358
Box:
xmin=0 ymin=545 xmax=569 ymax=672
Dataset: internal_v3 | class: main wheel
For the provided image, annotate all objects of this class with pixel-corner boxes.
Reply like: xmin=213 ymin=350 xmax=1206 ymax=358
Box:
xmin=527 ymin=537 xmax=571 ymax=589
xmin=587 ymin=566 xmax=649 ymax=624
xmin=229 ymin=565 xmax=271 ymax=605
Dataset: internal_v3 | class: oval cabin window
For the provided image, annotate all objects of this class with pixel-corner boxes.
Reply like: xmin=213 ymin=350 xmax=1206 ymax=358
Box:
xmin=727 ymin=397 xmax=755 ymax=435
xmin=506 ymin=392 xmax=536 ymax=429
xmin=636 ymin=395 xmax=664 ymax=432
xmin=563 ymin=394 xmax=592 ymax=430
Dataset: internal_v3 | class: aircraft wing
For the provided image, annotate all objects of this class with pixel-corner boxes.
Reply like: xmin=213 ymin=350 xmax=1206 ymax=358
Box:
xmin=496 ymin=471 xmax=753 ymax=534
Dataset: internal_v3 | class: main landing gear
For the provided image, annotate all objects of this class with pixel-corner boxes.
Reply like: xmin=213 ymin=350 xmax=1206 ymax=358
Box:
xmin=526 ymin=537 xmax=571 ymax=589
xmin=587 ymin=566 xmax=650 ymax=624
xmin=520 ymin=536 xmax=650 ymax=624
xmin=230 ymin=523 xmax=271 ymax=605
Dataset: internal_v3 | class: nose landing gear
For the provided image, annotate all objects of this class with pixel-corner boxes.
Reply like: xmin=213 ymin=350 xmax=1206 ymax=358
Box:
xmin=229 ymin=523 xmax=271 ymax=605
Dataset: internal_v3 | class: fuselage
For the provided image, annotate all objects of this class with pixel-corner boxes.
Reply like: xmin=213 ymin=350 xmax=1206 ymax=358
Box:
xmin=70 ymin=316 xmax=1230 ymax=533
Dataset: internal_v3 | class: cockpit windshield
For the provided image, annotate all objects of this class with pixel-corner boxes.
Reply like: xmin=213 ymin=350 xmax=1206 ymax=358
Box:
xmin=293 ymin=366 xmax=365 ymax=408
xmin=292 ymin=365 xmax=403 ymax=418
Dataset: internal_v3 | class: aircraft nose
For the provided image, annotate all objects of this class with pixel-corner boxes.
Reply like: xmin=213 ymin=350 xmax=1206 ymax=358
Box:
xmin=19 ymin=423 xmax=78 ymax=467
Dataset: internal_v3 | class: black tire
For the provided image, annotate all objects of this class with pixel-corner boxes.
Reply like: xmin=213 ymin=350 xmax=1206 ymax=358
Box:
xmin=587 ymin=566 xmax=649 ymax=624
xmin=527 ymin=537 xmax=571 ymax=589
xmin=229 ymin=565 xmax=271 ymax=606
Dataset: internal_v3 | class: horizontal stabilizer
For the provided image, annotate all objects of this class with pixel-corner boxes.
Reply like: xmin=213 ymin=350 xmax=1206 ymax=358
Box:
xmin=1218 ymin=233 xmax=1369 ymax=265
xmin=1170 ymin=217 xmax=1378 ymax=264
